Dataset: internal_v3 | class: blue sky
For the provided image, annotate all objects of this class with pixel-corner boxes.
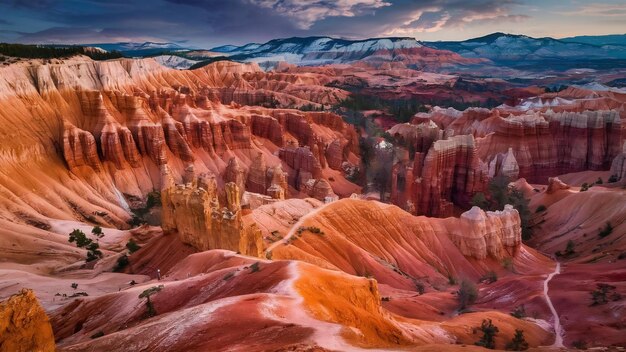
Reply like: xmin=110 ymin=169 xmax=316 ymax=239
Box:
xmin=0 ymin=0 xmax=624 ymax=47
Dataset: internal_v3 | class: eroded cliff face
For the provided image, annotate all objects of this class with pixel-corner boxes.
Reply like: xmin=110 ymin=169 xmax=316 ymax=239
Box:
xmin=161 ymin=173 xmax=263 ymax=256
xmin=0 ymin=57 xmax=359 ymax=231
xmin=392 ymin=134 xmax=488 ymax=217
xmin=0 ymin=289 xmax=55 ymax=352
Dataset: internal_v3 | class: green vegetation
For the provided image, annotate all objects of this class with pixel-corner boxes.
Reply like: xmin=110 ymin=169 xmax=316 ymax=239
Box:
xmin=139 ymin=285 xmax=164 ymax=318
xmin=91 ymin=226 xmax=104 ymax=238
xmin=596 ymin=177 xmax=604 ymax=185
xmin=296 ymin=226 xmax=325 ymax=236
xmin=479 ymin=271 xmax=498 ymax=284
xmin=128 ymin=190 xmax=162 ymax=227
xmin=126 ymin=239 xmax=141 ymax=254
xmin=471 ymin=175 xmax=533 ymax=239
xmin=556 ymin=240 xmax=576 ymax=258
xmin=457 ymin=279 xmax=478 ymax=310
xmin=608 ymin=174 xmax=619 ymax=183
xmin=590 ymin=283 xmax=622 ymax=306
xmin=0 ymin=43 xmax=122 ymax=60
xmin=249 ymin=262 xmax=260 ymax=273
xmin=71 ymin=283 xmax=78 ymax=290
xmin=580 ymin=182 xmax=592 ymax=192
xmin=337 ymin=94 xmax=428 ymax=123
xmin=535 ymin=205 xmax=547 ymax=213
xmin=113 ymin=255 xmax=129 ymax=272
xmin=598 ymin=222 xmax=613 ymax=238
xmin=510 ymin=305 xmax=526 ymax=319
xmin=68 ymin=229 xmax=102 ymax=262
xmin=501 ymin=257 xmax=514 ymax=272
xmin=505 ymin=329 xmax=529 ymax=351
xmin=475 ymin=319 xmax=499 ymax=349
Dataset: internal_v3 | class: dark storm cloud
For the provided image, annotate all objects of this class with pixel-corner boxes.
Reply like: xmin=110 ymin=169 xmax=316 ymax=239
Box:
xmin=0 ymin=0 xmax=574 ymax=47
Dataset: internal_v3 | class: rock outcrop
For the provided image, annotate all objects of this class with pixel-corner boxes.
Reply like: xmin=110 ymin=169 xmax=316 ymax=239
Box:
xmin=161 ymin=173 xmax=262 ymax=257
xmin=391 ymin=134 xmax=488 ymax=217
xmin=444 ymin=205 xmax=521 ymax=259
xmin=0 ymin=289 xmax=55 ymax=352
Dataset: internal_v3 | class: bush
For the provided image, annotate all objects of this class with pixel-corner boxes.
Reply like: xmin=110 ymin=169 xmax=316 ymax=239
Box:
xmin=223 ymin=272 xmax=235 ymax=281
xmin=0 ymin=43 xmax=123 ymax=60
xmin=505 ymin=329 xmax=529 ymax=351
xmin=458 ymin=279 xmax=478 ymax=310
xmin=475 ymin=319 xmax=499 ymax=349
xmin=69 ymin=229 xmax=102 ymax=262
xmin=479 ymin=271 xmax=498 ymax=284
xmin=598 ymin=222 xmax=613 ymax=238
xmin=535 ymin=205 xmax=547 ymax=213
xmin=580 ymin=183 xmax=591 ymax=192
xmin=572 ymin=340 xmax=588 ymax=349
xmin=596 ymin=177 xmax=603 ymax=185
xmin=113 ymin=255 xmax=129 ymax=272
xmin=510 ymin=305 xmax=526 ymax=319
xmin=564 ymin=240 xmax=576 ymax=257
xmin=501 ymin=257 xmax=514 ymax=272
xmin=139 ymin=285 xmax=164 ymax=318
xmin=71 ymin=283 xmax=78 ymax=290
xmin=249 ymin=262 xmax=260 ymax=273
xmin=591 ymin=283 xmax=622 ymax=305
xmin=91 ymin=226 xmax=104 ymax=238
xmin=146 ymin=191 xmax=161 ymax=209
xmin=126 ymin=239 xmax=141 ymax=254
xmin=608 ymin=174 xmax=619 ymax=183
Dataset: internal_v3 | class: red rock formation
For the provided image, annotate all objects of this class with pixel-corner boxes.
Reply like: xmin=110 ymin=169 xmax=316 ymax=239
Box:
xmin=161 ymin=174 xmax=262 ymax=257
xmin=391 ymin=134 xmax=488 ymax=217
xmin=0 ymin=289 xmax=55 ymax=352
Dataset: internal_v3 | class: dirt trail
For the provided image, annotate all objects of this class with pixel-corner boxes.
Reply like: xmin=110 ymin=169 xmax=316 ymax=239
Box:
xmin=265 ymin=202 xmax=331 ymax=254
xmin=544 ymin=261 xmax=564 ymax=348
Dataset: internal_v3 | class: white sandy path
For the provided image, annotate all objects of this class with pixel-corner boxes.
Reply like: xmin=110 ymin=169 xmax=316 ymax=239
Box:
xmin=265 ymin=201 xmax=332 ymax=253
xmin=543 ymin=261 xmax=564 ymax=348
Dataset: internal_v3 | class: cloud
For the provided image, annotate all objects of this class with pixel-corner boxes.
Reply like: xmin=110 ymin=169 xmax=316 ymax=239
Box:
xmin=383 ymin=0 xmax=529 ymax=36
xmin=246 ymin=0 xmax=391 ymax=29
xmin=567 ymin=3 xmax=626 ymax=17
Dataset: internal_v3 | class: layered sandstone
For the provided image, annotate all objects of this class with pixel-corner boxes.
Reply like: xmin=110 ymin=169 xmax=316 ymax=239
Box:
xmin=391 ymin=134 xmax=488 ymax=217
xmin=161 ymin=173 xmax=262 ymax=257
xmin=0 ymin=289 xmax=55 ymax=352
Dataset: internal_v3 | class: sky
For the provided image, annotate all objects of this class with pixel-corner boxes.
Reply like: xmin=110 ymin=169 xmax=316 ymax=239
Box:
xmin=0 ymin=0 xmax=625 ymax=48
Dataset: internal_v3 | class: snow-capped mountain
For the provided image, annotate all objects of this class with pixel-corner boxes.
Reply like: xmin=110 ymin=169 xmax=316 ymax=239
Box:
xmin=89 ymin=42 xmax=190 ymax=56
xmin=153 ymin=55 xmax=200 ymax=70
xmin=210 ymin=36 xmax=423 ymax=66
xmin=425 ymin=33 xmax=626 ymax=63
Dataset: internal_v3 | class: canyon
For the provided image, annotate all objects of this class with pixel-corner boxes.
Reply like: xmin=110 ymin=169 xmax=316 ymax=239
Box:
xmin=0 ymin=35 xmax=624 ymax=352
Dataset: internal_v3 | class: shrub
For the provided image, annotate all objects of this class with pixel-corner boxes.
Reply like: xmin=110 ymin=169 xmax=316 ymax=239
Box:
xmin=249 ymin=262 xmax=260 ymax=273
xmin=223 ymin=272 xmax=235 ymax=281
xmin=502 ymin=257 xmax=514 ymax=272
xmin=381 ymin=296 xmax=391 ymax=302
xmin=69 ymin=229 xmax=91 ymax=248
xmin=139 ymin=285 xmax=164 ymax=318
xmin=458 ymin=279 xmax=478 ymax=310
xmin=71 ymin=283 xmax=78 ymax=290
xmin=475 ymin=319 xmax=499 ymax=349
xmin=580 ymin=183 xmax=591 ymax=192
xmin=146 ymin=191 xmax=161 ymax=209
xmin=510 ymin=305 xmax=526 ymax=319
xmin=91 ymin=226 xmax=104 ymax=238
xmin=85 ymin=242 xmax=102 ymax=262
xmin=564 ymin=240 xmax=576 ymax=256
xmin=608 ymin=174 xmax=619 ymax=183
xmin=126 ymin=239 xmax=141 ymax=254
xmin=596 ymin=177 xmax=603 ymax=185
xmin=591 ymin=283 xmax=622 ymax=305
xmin=535 ymin=205 xmax=547 ymax=213
xmin=598 ymin=222 xmax=613 ymax=238
xmin=572 ymin=340 xmax=588 ymax=350
xmin=113 ymin=255 xmax=129 ymax=272
xmin=448 ymin=275 xmax=457 ymax=285
xmin=479 ymin=271 xmax=498 ymax=284
xmin=505 ymin=329 xmax=529 ymax=351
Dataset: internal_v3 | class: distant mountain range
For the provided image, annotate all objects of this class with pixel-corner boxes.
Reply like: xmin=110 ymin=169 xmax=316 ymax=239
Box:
xmin=87 ymin=33 xmax=626 ymax=70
